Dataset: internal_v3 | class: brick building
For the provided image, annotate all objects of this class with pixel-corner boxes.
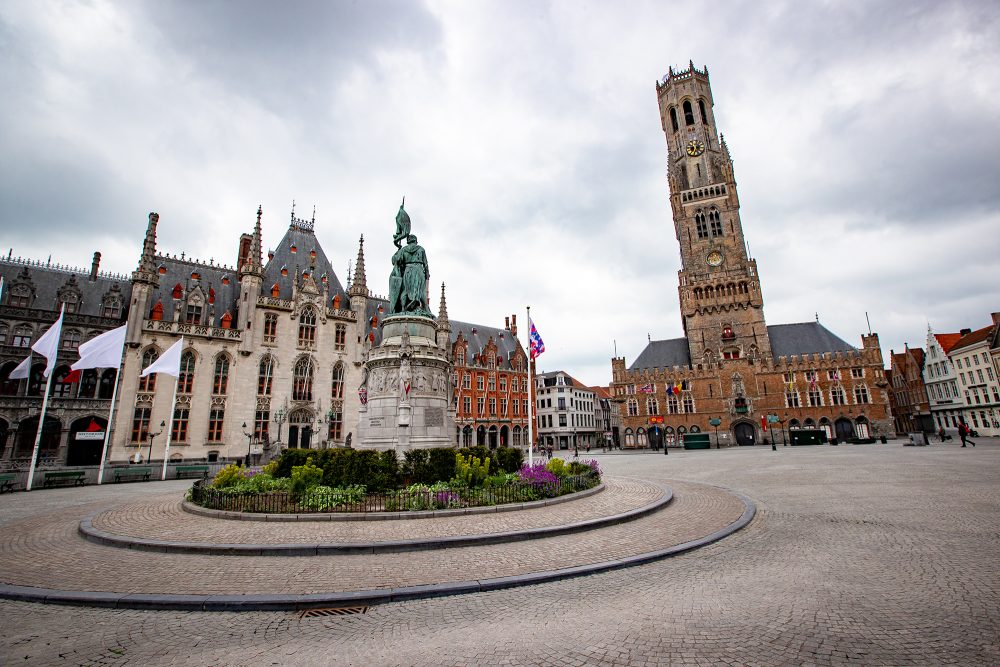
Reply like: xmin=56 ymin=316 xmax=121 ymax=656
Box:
xmin=611 ymin=63 xmax=891 ymax=447
xmin=888 ymin=346 xmax=930 ymax=435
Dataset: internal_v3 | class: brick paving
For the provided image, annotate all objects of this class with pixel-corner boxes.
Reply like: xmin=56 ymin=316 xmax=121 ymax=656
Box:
xmin=0 ymin=477 xmax=740 ymax=596
xmin=2 ymin=441 xmax=1000 ymax=665
xmin=88 ymin=477 xmax=664 ymax=545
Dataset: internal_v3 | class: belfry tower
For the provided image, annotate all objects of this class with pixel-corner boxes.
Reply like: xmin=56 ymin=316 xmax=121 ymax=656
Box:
xmin=656 ymin=62 xmax=772 ymax=365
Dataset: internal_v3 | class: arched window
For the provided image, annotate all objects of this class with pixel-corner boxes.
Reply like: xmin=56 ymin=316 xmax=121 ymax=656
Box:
xmin=669 ymin=107 xmax=679 ymax=132
xmin=258 ymin=356 xmax=274 ymax=396
xmin=0 ymin=323 xmax=7 ymax=344
xmin=12 ymin=325 xmax=32 ymax=348
xmin=647 ymin=397 xmax=659 ymax=415
xmin=624 ymin=428 xmax=634 ymax=447
xmin=178 ymin=351 xmax=196 ymax=393
xmin=668 ymin=395 xmax=679 ymax=414
xmin=695 ymin=210 xmax=708 ymax=239
xmin=263 ymin=313 xmax=278 ymax=343
xmin=331 ymin=362 xmax=344 ymax=400
xmin=61 ymin=329 xmax=82 ymax=350
xmin=683 ymin=100 xmax=695 ymax=126
xmin=854 ymin=384 xmax=870 ymax=404
xmin=698 ymin=99 xmax=708 ymax=124
xmin=327 ymin=407 xmax=343 ymax=441
xmin=138 ymin=348 xmax=158 ymax=392
xmin=78 ymin=369 xmax=98 ymax=399
xmin=627 ymin=398 xmax=638 ymax=417
xmin=213 ymin=354 xmax=230 ymax=395
xmin=709 ymin=208 xmax=723 ymax=236
xmin=98 ymin=369 xmax=116 ymax=399
xmin=0 ymin=362 xmax=19 ymax=396
xmin=50 ymin=365 xmax=74 ymax=398
xmin=293 ymin=357 xmax=314 ymax=401
xmin=298 ymin=308 xmax=317 ymax=346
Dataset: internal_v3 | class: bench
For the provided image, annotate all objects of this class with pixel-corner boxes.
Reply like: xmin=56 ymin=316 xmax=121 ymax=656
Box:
xmin=176 ymin=465 xmax=209 ymax=479
xmin=42 ymin=470 xmax=86 ymax=488
xmin=113 ymin=467 xmax=152 ymax=483
xmin=0 ymin=473 xmax=16 ymax=493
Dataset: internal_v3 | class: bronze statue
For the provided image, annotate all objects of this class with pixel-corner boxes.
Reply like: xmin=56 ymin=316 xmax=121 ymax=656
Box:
xmin=387 ymin=203 xmax=432 ymax=317
xmin=393 ymin=198 xmax=410 ymax=248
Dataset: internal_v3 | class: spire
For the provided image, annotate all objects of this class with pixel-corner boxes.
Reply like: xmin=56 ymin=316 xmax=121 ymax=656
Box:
xmin=349 ymin=235 xmax=368 ymax=296
xmin=438 ymin=282 xmax=449 ymax=324
xmin=139 ymin=212 xmax=158 ymax=271
xmin=251 ymin=205 xmax=263 ymax=272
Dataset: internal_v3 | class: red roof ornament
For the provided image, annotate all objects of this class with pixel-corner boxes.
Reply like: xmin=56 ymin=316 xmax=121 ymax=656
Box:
xmin=220 ymin=311 xmax=232 ymax=329
xmin=332 ymin=294 xmax=341 ymax=310
xmin=171 ymin=283 xmax=183 ymax=299
xmin=271 ymin=283 xmax=280 ymax=297
xmin=290 ymin=245 xmax=297 ymax=254
xmin=151 ymin=301 xmax=164 ymax=321
xmin=208 ymin=287 xmax=216 ymax=304
xmin=280 ymin=265 xmax=288 ymax=277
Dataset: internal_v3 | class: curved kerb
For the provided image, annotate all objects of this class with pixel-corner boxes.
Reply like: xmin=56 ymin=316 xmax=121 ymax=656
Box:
xmin=0 ymin=490 xmax=756 ymax=612
xmin=77 ymin=483 xmax=670 ymax=556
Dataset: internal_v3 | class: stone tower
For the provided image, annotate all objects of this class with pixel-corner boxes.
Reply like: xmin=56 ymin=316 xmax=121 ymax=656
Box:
xmin=656 ymin=62 xmax=772 ymax=366
xmin=126 ymin=212 xmax=160 ymax=346
xmin=238 ymin=206 xmax=265 ymax=355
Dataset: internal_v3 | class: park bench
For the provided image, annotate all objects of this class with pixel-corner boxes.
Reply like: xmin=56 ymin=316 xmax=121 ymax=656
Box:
xmin=176 ymin=465 xmax=209 ymax=479
xmin=113 ymin=467 xmax=152 ymax=483
xmin=0 ymin=473 xmax=16 ymax=493
xmin=42 ymin=470 xmax=86 ymax=488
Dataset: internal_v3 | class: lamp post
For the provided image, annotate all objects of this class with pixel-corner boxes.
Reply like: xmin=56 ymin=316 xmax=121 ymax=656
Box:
xmin=709 ymin=418 xmax=722 ymax=449
xmin=273 ymin=404 xmax=287 ymax=449
xmin=779 ymin=414 xmax=786 ymax=447
xmin=242 ymin=422 xmax=253 ymax=467
xmin=146 ymin=421 xmax=164 ymax=464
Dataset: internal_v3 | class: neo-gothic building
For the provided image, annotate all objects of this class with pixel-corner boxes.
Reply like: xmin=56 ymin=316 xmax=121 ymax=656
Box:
xmin=1 ymin=205 xmax=528 ymax=467
xmin=611 ymin=63 xmax=891 ymax=446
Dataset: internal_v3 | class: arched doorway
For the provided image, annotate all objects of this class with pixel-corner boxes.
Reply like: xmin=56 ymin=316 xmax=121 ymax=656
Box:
xmin=819 ymin=418 xmax=833 ymax=441
xmin=834 ymin=417 xmax=854 ymax=441
xmin=855 ymin=417 xmax=870 ymax=439
xmin=488 ymin=426 xmax=498 ymax=449
xmin=287 ymin=409 xmax=314 ymax=449
xmin=0 ymin=418 xmax=9 ymax=459
xmin=734 ymin=422 xmax=756 ymax=446
xmin=476 ymin=426 xmax=486 ymax=447
xmin=462 ymin=425 xmax=473 ymax=447
xmin=68 ymin=416 xmax=108 ymax=466
xmin=499 ymin=425 xmax=509 ymax=448
xmin=16 ymin=415 xmax=61 ymax=460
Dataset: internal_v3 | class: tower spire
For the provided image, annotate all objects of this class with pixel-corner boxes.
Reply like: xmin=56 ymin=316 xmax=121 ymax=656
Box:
xmin=139 ymin=212 xmax=159 ymax=272
xmin=438 ymin=282 xmax=449 ymax=323
xmin=348 ymin=234 xmax=368 ymax=296
xmin=251 ymin=205 xmax=263 ymax=271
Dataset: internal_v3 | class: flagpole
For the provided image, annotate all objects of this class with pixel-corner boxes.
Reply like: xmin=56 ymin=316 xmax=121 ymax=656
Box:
xmin=526 ymin=306 xmax=534 ymax=468
xmin=25 ymin=368 xmax=54 ymax=492
xmin=160 ymin=374 xmax=179 ymax=481
xmin=96 ymin=367 xmax=121 ymax=485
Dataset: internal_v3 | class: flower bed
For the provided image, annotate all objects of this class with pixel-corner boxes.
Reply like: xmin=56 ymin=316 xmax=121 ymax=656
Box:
xmin=188 ymin=452 xmax=602 ymax=514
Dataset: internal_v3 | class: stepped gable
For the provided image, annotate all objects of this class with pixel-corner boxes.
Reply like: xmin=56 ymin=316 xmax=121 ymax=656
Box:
xmin=146 ymin=255 xmax=239 ymax=326
xmin=0 ymin=256 xmax=131 ymax=318
xmin=451 ymin=319 xmax=523 ymax=367
xmin=629 ymin=337 xmax=692 ymax=371
xmin=262 ymin=214 xmax=345 ymax=304
xmin=766 ymin=322 xmax=856 ymax=357
xmin=934 ymin=332 xmax=963 ymax=354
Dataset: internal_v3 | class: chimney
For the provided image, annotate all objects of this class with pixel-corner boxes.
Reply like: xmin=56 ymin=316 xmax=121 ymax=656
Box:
xmin=505 ymin=316 xmax=510 ymax=330
xmin=960 ymin=328 xmax=972 ymax=336
xmin=90 ymin=251 xmax=101 ymax=281
xmin=991 ymin=312 xmax=1000 ymax=326
xmin=511 ymin=313 xmax=517 ymax=336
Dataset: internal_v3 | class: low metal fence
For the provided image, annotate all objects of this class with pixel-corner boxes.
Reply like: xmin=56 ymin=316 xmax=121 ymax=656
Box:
xmin=190 ymin=472 xmax=598 ymax=514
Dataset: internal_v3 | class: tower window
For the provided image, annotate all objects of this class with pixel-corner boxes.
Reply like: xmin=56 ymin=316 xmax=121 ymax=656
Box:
xmin=683 ymin=100 xmax=695 ymax=126
xmin=669 ymin=107 xmax=679 ymax=132
xmin=699 ymin=99 xmax=708 ymax=124
xmin=709 ymin=209 xmax=723 ymax=237
xmin=695 ymin=211 xmax=708 ymax=239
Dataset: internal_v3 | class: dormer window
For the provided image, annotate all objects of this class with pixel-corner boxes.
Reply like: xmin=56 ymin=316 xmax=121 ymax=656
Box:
xmin=185 ymin=302 xmax=203 ymax=324
xmin=722 ymin=325 xmax=735 ymax=341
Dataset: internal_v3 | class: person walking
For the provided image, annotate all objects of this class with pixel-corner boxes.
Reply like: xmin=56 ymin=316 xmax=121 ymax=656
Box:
xmin=939 ymin=426 xmax=947 ymax=443
xmin=959 ymin=423 xmax=976 ymax=447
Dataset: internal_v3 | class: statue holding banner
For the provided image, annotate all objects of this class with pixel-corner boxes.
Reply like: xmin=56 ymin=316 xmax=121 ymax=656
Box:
xmin=387 ymin=203 xmax=431 ymax=317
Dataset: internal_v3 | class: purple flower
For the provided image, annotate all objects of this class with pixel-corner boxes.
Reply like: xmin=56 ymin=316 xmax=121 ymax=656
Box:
xmin=583 ymin=459 xmax=602 ymax=476
xmin=433 ymin=491 xmax=460 ymax=506
xmin=518 ymin=462 xmax=559 ymax=486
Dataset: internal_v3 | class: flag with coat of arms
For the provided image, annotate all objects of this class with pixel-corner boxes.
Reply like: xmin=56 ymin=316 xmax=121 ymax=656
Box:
xmin=529 ymin=320 xmax=545 ymax=359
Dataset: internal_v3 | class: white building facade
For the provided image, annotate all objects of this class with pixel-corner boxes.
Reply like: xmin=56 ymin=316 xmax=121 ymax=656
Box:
xmin=534 ymin=371 xmax=597 ymax=451
xmin=947 ymin=317 xmax=1000 ymax=437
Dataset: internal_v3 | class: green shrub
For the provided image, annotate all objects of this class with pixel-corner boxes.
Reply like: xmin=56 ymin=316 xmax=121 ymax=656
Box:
xmin=290 ymin=457 xmax=324 ymax=495
xmin=461 ymin=446 xmax=523 ymax=474
xmin=546 ymin=458 xmax=569 ymax=478
xmin=455 ymin=452 xmax=490 ymax=487
xmin=301 ymin=484 xmax=366 ymax=511
xmin=567 ymin=461 xmax=592 ymax=476
xmin=271 ymin=448 xmax=399 ymax=492
xmin=483 ymin=472 xmax=518 ymax=488
xmin=211 ymin=463 xmax=244 ymax=489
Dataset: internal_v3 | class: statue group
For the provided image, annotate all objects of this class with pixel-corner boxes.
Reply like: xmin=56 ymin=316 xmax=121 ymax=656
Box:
xmin=388 ymin=200 xmax=432 ymax=317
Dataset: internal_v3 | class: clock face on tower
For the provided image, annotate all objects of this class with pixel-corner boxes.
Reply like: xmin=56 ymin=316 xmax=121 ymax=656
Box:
xmin=686 ymin=139 xmax=705 ymax=156
xmin=707 ymin=251 xmax=724 ymax=267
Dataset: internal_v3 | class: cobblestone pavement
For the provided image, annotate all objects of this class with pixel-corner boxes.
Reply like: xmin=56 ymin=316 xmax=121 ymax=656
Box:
xmin=89 ymin=477 xmax=664 ymax=544
xmin=2 ymin=442 xmax=999 ymax=665
xmin=0 ymin=478 xmax=739 ymax=595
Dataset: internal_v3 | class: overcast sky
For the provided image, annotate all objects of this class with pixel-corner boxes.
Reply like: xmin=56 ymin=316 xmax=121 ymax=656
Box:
xmin=2 ymin=0 xmax=999 ymax=385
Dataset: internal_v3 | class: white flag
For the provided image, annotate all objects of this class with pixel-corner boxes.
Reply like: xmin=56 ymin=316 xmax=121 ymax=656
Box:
xmin=139 ymin=338 xmax=183 ymax=378
xmin=72 ymin=325 xmax=127 ymax=371
xmin=9 ymin=354 xmax=31 ymax=380
xmin=32 ymin=305 xmax=64 ymax=378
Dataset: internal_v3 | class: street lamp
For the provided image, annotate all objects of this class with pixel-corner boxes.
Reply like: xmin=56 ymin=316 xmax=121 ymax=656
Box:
xmin=779 ymin=414 xmax=787 ymax=447
xmin=242 ymin=421 xmax=254 ymax=467
xmin=273 ymin=404 xmax=287 ymax=448
xmin=146 ymin=421 xmax=164 ymax=464
xmin=709 ymin=418 xmax=722 ymax=449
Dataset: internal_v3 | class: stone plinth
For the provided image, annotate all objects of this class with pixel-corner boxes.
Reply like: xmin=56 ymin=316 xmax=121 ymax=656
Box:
xmin=356 ymin=315 xmax=454 ymax=454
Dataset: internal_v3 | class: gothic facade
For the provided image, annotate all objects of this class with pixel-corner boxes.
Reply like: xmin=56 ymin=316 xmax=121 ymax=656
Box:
xmin=611 ymin=63 xmax=892 ymax=447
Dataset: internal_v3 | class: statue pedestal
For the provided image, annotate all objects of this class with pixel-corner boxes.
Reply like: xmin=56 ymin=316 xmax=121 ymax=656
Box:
xmin=356 ymin=315 xmax=454 ymax=453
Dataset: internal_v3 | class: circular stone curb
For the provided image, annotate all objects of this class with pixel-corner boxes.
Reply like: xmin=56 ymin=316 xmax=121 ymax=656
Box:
xmin=0 ymin=489 xmax=755 ymax=612
xmin=181 ymin=481 xmax=605 ymax=522
xmin=78 ymin=483 xmax=667 ymax=556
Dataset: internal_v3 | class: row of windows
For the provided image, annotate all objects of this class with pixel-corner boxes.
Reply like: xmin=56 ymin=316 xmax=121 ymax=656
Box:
xmin=4 ymin=291 xmax=123 ymax=317
xmin=626 ymin=396 xmax=695 ymax=416
xmin=457 ymin=396 xmax=528 ymax=418
xmin=535 ymin=396 xmax=596 ymax=412
xmin=456 ymin=373 xmax=524 ymax=393
xmin=965 ymin=386 xmax=1000 ymax=405
xmin=694 ymin=208 xmax=723 ymax=239
xmin=453 ymin=349 xmax=525 ymax=371
xmin=959 ymin=367 xmax=995 ymax=386
xmin=0 ymin=363 xmax=116 ymax=398
xmin=537 ymin=412 xmax=595 ymax=429
xmin=0 ymin=325 xmax=112 ymax=351
xmin=785 ymin=385 xmax=870 ymax=408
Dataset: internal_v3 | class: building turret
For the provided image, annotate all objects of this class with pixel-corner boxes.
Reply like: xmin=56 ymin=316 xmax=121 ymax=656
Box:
xmin=127 ymin=212 xmax=160 ymax=345
xmin=238 ymin=206 xmax=265 ymax=355
xmin=436 ymin=282 xmax=451 ymax=349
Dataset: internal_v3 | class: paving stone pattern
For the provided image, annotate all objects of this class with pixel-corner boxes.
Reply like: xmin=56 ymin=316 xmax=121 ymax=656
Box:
xmin=2 ymin=441 xmax=1000 ymax=665
xmin=90 ymin=477 xmax=664 ymax=544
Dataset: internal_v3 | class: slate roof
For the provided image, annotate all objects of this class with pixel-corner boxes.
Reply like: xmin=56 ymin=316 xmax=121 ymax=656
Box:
xmin=262 ymin=217 xmax=346 ymax=304
xmin=0 ymin=257 xmax=132 ymax=319
xmin=451 ymin=319 xmax=525 ymax=367
xmin=146 ymin=255 xmax=240 ymax=326
xmin=766 ymin=322 xmax=857 ymax=357
xmin=629 ymin=337 xmax=691 ymax=371
xmin=536 ymin=370 xmax=591 ymax=391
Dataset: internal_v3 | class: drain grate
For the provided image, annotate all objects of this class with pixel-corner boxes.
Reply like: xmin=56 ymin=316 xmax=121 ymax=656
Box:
xmin=299 ymin=606 xmax=369 ymax=619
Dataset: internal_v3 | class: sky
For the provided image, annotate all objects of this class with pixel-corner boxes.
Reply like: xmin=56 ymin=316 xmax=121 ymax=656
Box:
xmin=1 ymin=0 xmax=999 ymax=386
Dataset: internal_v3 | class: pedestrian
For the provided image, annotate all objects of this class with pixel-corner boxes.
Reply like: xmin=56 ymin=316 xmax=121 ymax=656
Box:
xmin=939 ymin=426 xmax=947 ymax=443
xmin=586 ymin=444 xmax=590 ymax=454
xmin=573 ymin=445 xmax=579 ymax=459
xmin=959 ymin=423 xmax=976 ymax=447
